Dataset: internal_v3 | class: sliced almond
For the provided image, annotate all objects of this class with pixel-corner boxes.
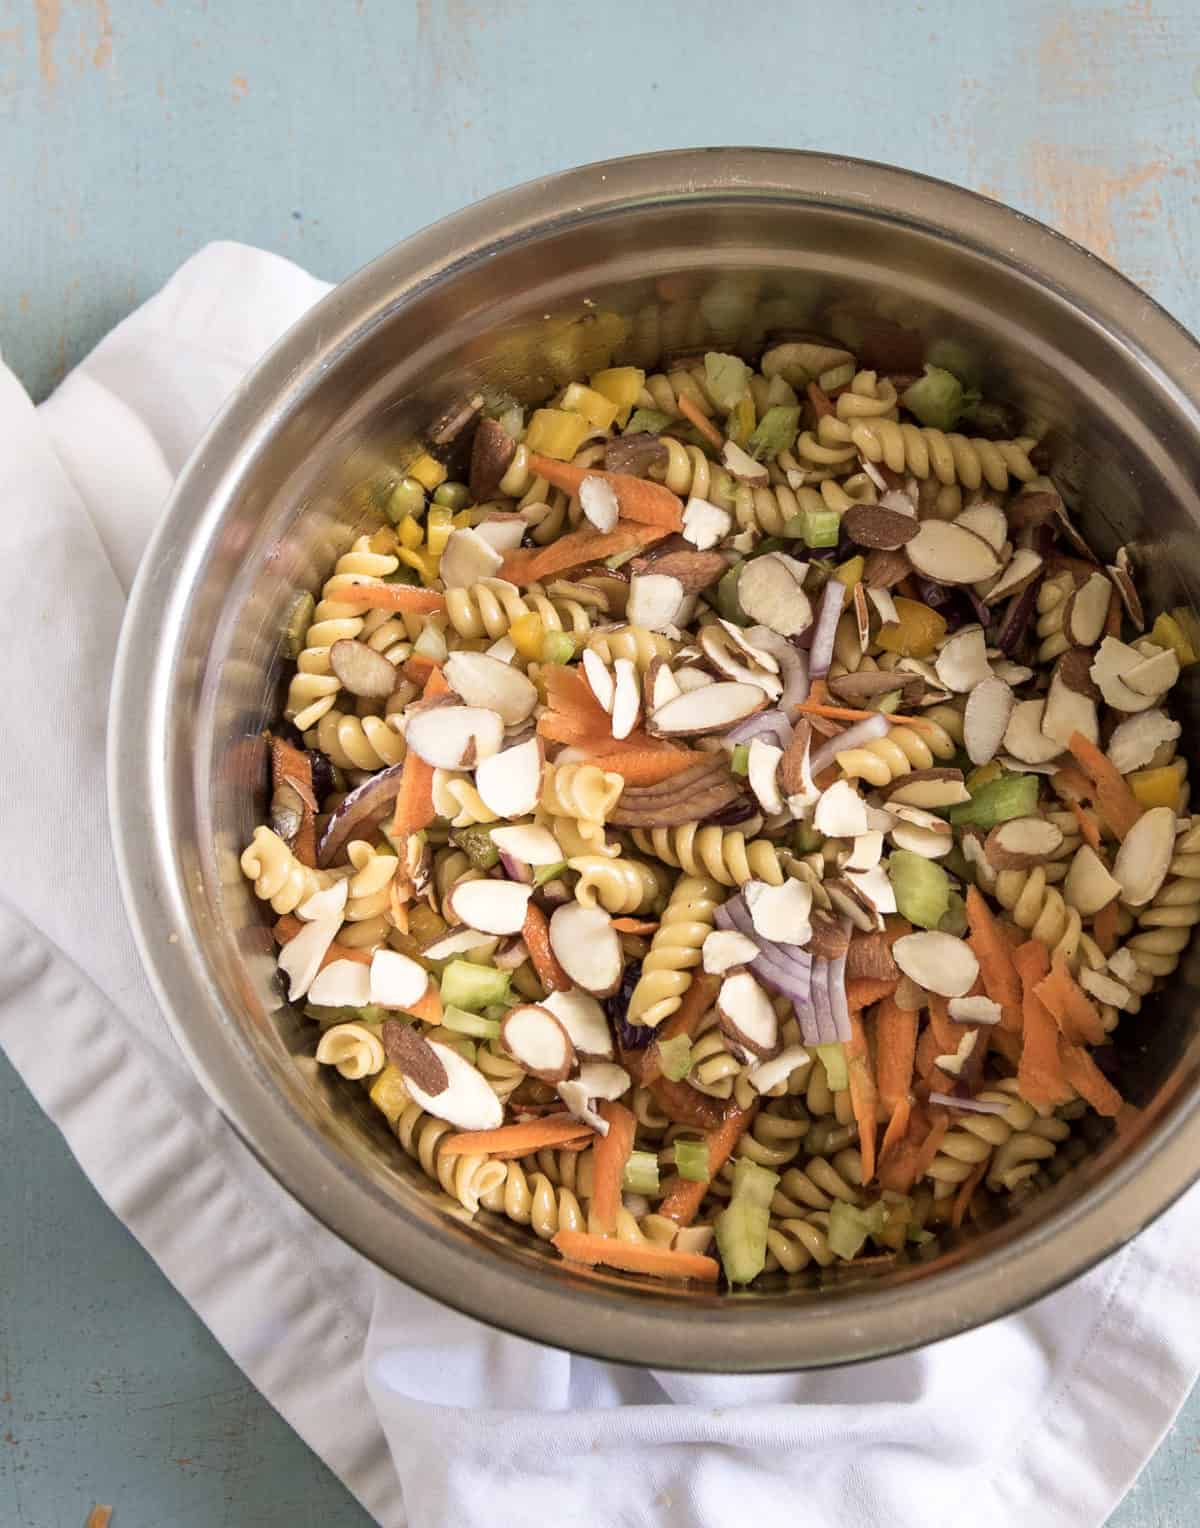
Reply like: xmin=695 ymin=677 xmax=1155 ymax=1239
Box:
xmin=748 ymin=737 xmax=785 ymax=816
xmin=556 ymin=1079 xmax=609 ymax=1135
xmin=702 ymin=929 xmax=762 ymax=974
xmin=383 ymin=1020 xmax=450 ymax=1098
xmin=735 ymin=553 xmax=813 ymax=637
xmin=548 ymin=903 xmax=623 ymax=996
xmin=636 ymin=548 xmax=728 ymax=594
xmin=444 ymin=651 xmax=537 ymax=726
xmin=814 ymin=778 xmax=870 ymax=838
xmin=744 ymin=877 xmax=813 ymax=946
xmin=865 ymin=585 xmax=900 ymax=628
xmin=403 ymin=1035 xmax=504 ymax=1130
xmin=779 ymin=718 xmax=814 ymax=798
xmin=906 ymin=520 xmax=1001 ymax=586
xmin=892 ymin=931 xmax=979 ymax=998
xmin=370 ymin=948 xmax=432 ymax=1009
xmin=843 ymin=504 xmax=920 ymax=551
xmin=963 ymin=674 xmax=1015 ymax=766
xmin=698 ymin=624 xmax=783 ymax=701
xmin=935 ymin=625 xmax=991 ymax=693
xmin=578 ymin=1060 xmax=632 ymax=1100
xmin=579 ymin=474 xmax=620 ymax=533
xmin=297 ymin=877 xmax=349 ymax=922
xmin=891 ymin=821 xmax=954 ymax=859
xmin=982 ymin=547 xmax=1044 ymax=606
xmin=948 ymin=995 xmax=1003 ymax=1026
xmin=880 ymin=768 xmax=970 ymax=809
xmin=582 ymin=647 xmax=616 ymax=712
xmin=808 ymin=913 xmax=852 ymax=961
xmin=486 ymin=635 xmax=517 ymax=664
xmin=277 ymin=915 xmax=342 ymax=1000
xmin=682 ymin=495 xmax=733 ymax=550
xmin=610 ymin=657 xmax=642 ymax=740
xmin=405 ymin=705 xmax=504 ymax=769
xmin=840 ymin=864 xmax=897 ymax=922
xmin=420 ymin=928 xmax=496 ymax=961
xmin=472 ymin=516 xmax=526 ymax=555
xmin=1124 ymin=647 xmax=1180 ymax=697
xmin=627 ymin=572 xmax=685 ymax=632
xmin=644 ymin=656 xmax=682 ymax=715
xmin=1111 ymin=806 xmax=1177 ymax=907
xmin=649 ymin=682 xmax=767 ymax=736
xmin=719 ymin=620 xmax=784 ymax=675
xmin=1006 ymin=486 xmax=1060 ymax=529
xmin=1055 ymin=647 xmax=1101 ymax=700
xmin=935 ymin=1028 xmax=979 ymax=1077
xmin=474 ymin=737 xmax=544 ymax=820
xmin=853 ymin=582 xmax=871 ymax=653
xmin=1042 ymin=665 xmax=1098 ymax=748
xmin=1003 ymin=699 xmax=1064 ymax=765
xmin=717 ymin=970 xmax=780 ymax=1057
xmin=828 ymin=669 xmax=921 ymax=708
xmin=1109 ymin=947 xmax=1140 ymax=986
xmin=308 ymin=958 xmax=372 ymax=1009
xmin=747 ymin=1044 xmax=810 ymax=1095
xmin=501 ymin=1004 xmax=576 ymax=1083
xmin=446 ymin=878 xmax=533 ymax=935
xmin=541 ymin=987 xmax=615 ymax=1059
xmin=722 ymin=440 xmax=769 ymax=483
xmin=1107 ymin=710 xmax=1181 ymax=775
xmin=1063 ymin=844 xmax=1122 ymax=916
xmin=954 ymin=503 xmax=1007 ymax=553
xmin=1078 ymin=968 xmax=1132 ymax=1008
xmin=673 ymin=665 xmax=714 ymax=693
xmin=329 ymin=639 xmax=398 ymax=699
xmin=864 ymin=549 xmax=912 ymax=590
xmin=984 ymin=816 xmax=1064 ymax=869
xmin=990 ymin=658 xmax=1034 ymax=686
xmin=1108 ymin=550 xmax=1144 ymax=631
xmin=1065 ymin=571 xmax=1112 ymax=646
xmin=438 ymin=527 xmax=504 ymax=590
xmin=1091 ymin=637 xmax=1160 ymax=713
xmin=890 ymin=804 xmax=951 ymax=835
xmin=846 ymin=831 xmax=885 ymax=871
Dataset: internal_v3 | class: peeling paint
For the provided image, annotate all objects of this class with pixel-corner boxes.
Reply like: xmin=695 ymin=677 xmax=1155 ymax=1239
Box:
xmin=1023 ymin=143 xmax=1166 ymax=262
xmin=34 ymin=0 xmax=59 ymax=86
xmin=93 ymin=0 xmax=112 ymax=69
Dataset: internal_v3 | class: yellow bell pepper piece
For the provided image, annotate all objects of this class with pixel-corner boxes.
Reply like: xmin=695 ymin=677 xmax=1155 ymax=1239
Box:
xmin=1171 ymin=605 xmax=1200 ymax=660
xmin=368 ymin=1065 xmax=411 ymax=1126
xmin=588 ymin=366 xmax=645 ymax=426
xmin=875 ymin=597 xmax=948 ymax=659
xmin=426 ymin=506 xmax=454 ymax=557
xmin=967 ymin=761 xmax=1003 ymax=793
xmin=1150 ymin=611 xmax=1199 ymax=668
xmin=1129 ymin=761 xmax=1187 ymax=811
xmin=726 ymin=396 xmax=756 ymax=448
xmin=524 ymin=407 xmax=591 ymax=461
xmin=407 ymin=451 xmax=448 ymax=491
xmin=510 ymin=612 xmax=545 ymax=661
xmin=560 ymin=382 xmax=619 ymax=434
xmin=397 ymin=548 xmax=439 ymax=583
xmin=397 ymin=515 xmax=424 ymax=551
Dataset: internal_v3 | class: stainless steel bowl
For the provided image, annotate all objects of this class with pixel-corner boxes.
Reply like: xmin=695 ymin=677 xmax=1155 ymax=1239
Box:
xmin=109 ymin=149 xmax=1200 ymax=1370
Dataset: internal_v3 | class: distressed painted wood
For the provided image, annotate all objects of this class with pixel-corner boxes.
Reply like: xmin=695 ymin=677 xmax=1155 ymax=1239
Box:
xmin=2 ymin=1 xmax=1198 ymax=1523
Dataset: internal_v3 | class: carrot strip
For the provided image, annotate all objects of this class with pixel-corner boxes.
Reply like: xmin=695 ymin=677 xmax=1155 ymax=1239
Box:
xmin=657 ymin=1105 xmax=757 ymax=1226
xmin=1013 ymin=940 xmax=1073 ymax=1109
xmin=273 ymin=915 xmax=373 ymax=969
xmin=792 ymin=699 xmax=934 ymax=733
xmin=878 ymin=1094 xmax=912 ymax=1165
xmin=1067 ymin=730 xmax=1142 ymax=840
xmin=270 ymin=735 xmax=317 ymax=867
xmin=877 ymin=1102 xmax=931 ymax=1193
xmin=611 ymin=917 xmax=659 ymax=934
xmin=405 ymin=982 xmax=443 ymax=1026
xmin=649 ymin=1076 xmax=728 ymax=1132
xmin=847 ymin=1009 xmax=880 ymax=1184
xmin=846 ymin=976 xmax=898 ymax=1013
xmin=965 ymin=885 xmax=1023 ymax=1032
xmin=806 ymin=381 xmax=835 ymax=419
xmin=1051 ymin=764 xmax=1096 ymax=805
xmin=1034 ymin=954 xmax=1107 ymax=1047
xmin=676 ymin=392 xmax=725 ymax=450
xmin=499 ymin=521 xmax=670 ymax=585
xmin=950 ymin=1159 xmax=989 ymax=1229
xmin=551 ymin=1229 xmax=719 ymax=1282
xmin=1069 ymin=799 xmax=1103 ymax=853
xmin=1093 ymin=897 xmax=1121 ymax=956
xmin=584 ymin=749 xmax=704 ymax=784
xmin=525 ymin=452 xmax=685 ymax=530
xmin=440 ymin=1116 xmax=596 ymax=1157
xmin=1059 ymin=1041 xmax=1123 ymax=1116
xmin=911 ymin=1113 xmax=950 ymax=1181
xmin=422 ymin=665 xmax=452 ymax=700
xmin=590 ymin=1100 xmax=637 ymax=1235
xmin=402 ymin=654 xmax=439 ymax=688
xmin=875 ymin=997 xmax=919 ymax=1115
xmin=391 ymin=666 xmax=448 ymax=836
xmin=328 ymin=583 xmax=446 ymax=613
xmin=522 ymin=901 xmax=571 ymax=992
xmin=640 ymin=972 xmax=721 ymax=1086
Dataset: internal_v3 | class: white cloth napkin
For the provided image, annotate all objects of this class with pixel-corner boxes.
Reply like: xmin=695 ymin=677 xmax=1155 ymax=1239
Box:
xmin=3 ymin=241 xmax=1199 ymax=1528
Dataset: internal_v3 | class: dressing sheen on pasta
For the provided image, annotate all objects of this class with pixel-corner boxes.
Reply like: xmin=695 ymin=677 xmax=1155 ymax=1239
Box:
xmin=240 ymin=338 xmax=1199 ymax=1288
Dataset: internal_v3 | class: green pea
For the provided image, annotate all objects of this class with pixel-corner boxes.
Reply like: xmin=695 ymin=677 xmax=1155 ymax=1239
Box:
xmin=386 ymin=477 xmax=427 ymax=524
xmin=432 ymin=481 xmax=471 ymax=510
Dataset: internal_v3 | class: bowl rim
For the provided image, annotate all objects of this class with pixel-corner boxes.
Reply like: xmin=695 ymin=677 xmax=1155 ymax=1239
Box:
xmin=109 ymin=146 xmax=1200 ymax=1371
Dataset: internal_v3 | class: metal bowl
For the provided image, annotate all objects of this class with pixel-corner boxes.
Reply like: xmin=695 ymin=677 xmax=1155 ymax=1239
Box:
xmin=109 ymin=149 xmax=1200 ymax=1370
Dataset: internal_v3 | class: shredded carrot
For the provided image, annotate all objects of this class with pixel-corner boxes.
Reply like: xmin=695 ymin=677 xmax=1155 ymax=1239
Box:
xmin=391 ymin=665 xmax=448 ymax=836
xmin=805 ymin=678 xmax=828 ymax=707
xmin=524 ymin=452 xmax=685 ymax=530
xmin=1067 ymin=730 xmax=1142 ymax=840
xmin=965 ymin=885 xmax=1023 ymax=1032
xmin=1013 ymin=940 xmax=1073 ymax=1109
xmin=538 ymin=668 xmax=668 ymax=754
xmin=640 ymin=973 xmax=721 ymax=1086
xmin=874 ymin=997 xmax=919 ymax=1115
xmin=1093 ymin=897 xmax=1121 ymax=955
xmin=792 ymin=698 xmax=934 ymax=732
xmin=590 ymin=1100 xmax=637 ymax=1235
xmin=847 ymin=1009 xmax=880 ymax=1184
xmin=1059 ymin=1041 xmax=1123 ymax=1117
xmin=657 ymin=1105 xmax=756 ymax=1225
xmin=611 ymin=917 xmax=659 ymax=934
xmin=273 ymin=915 xmax=373 ymax=969
xmin=846 ymin=976 xmax=898 ymax=1013
xmin=1051 ymin=764 xmax=1096 ymax=805
xmin=329 ymin=583 xmax=446 ymax=613
xmin=915 ymin=1024 xmax=950 ymax=1090
xmin=911 ymin=1113 xmax=951 ymax=1180
xmin=271 ymin=734 xmax=317 ymax=867
xmin=806 ymin=381 xmax=835 ymax=419
xmin=649 ymin=1076 xmax=728 ymax=1132
xmin=1034 ymin=955 xmax=1107 ymax=1046
xmin=878 ymin=1093 xmax=912 ymax=1165
xmin=499 ymin=521 xmax=670 ymax=585
xmin=522 ymin=901 xmax=571 ymax=992
xmin=85 ymin=1510 xmax=113 ymax=1528
xmin=926 ymin=993 xmax=959 ymax=1056
xmin=950 ymin=1158 xmax=989 ymax=1229
xmin=676 ymin=392 xmax=725 ymax=450
xmin=583 ymin=749 xmax=704 ymax=784
xmin=877 ymin=1102 xmax=931 ymax=1193
xmin=551 ymin=1229 xmax=719 ymax=1282
xmin=1069 ymin=798 xmax=1103 ymax=853
xmin=402 ymin=653 xmax=439 ymax=688
xmin=440 ymin=1116 xmax=596 ymax=1157
xmin=405 ymin=981 xmax=443 ymax=1026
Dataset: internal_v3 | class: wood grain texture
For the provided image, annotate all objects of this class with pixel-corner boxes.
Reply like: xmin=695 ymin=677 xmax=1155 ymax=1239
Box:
xmin=2 ymin=1 xmax=1199 ymax=1524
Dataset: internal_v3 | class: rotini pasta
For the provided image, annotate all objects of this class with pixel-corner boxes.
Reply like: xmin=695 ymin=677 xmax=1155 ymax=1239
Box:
xmin=540 ymin=762 xmax=624 ymax=842
xmin=569 ymin=855 xmax=664 ymax=915
xmin=835 ymin=726 xmax=956 ymax=786
xmin=584 ymin=624 xmax=676 ymax=672
xmin=626 ymin=875 xmax=723 ymax=1028
xmin=309 ymin=710 xmax=406 ymax=773
xmin=240 ymin=826 xmax=334 ymax=915
xmin=630 ymin=824 xmax=786 ymax=887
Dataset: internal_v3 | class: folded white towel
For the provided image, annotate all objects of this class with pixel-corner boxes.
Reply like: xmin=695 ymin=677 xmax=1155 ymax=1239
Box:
xmin=2 ymin=241 xmax=1197 ymax=1528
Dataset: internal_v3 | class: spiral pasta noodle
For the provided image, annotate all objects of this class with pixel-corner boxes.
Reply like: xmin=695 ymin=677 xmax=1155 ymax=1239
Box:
xmin=479 ymin=1162 xmax=589 ymax=1241
xmin=650 ymin=439 xmax=737 ymax=508
xmin=926 ymin=1080 xmax=1039 ymax=1201
xmin=432 ymin=769 xmax=498 ymax=828
xmin=540 ymin=762 xmax=624 ymax=843
xmin=836 ymin=417 xmax=1039 ymax=491
xmin=630 ymin=824 xmax=786 ymax=887
xmin=1034 ymin=570 xmax=1076 ymax=664
xmin=1123 ymin=819 xmax=1200 ymax=979
xmin=394 ymin=1102 xmax=508 ymax=1215
xmin=569 ymin=855 xmax=663 ymax=915
xmin=585 ymin=624 xmax=677 ymax=672
xmin=835 ymin=725 xmax=956 ymax=786
xmin=764 ymin=1212 xmax=837 ymax=1274
xmin=309 ymin=710 xmax=406 ymax=773
xmin=240 ymin=826 xmax=334 ymax=915
xmin=994 ymin=867 xmax=1082 ymax=968
xmin=626 ymin=875 xmax=723 ymax=1028
xmin=315 ymin=1022 xmax=386 ymax=1080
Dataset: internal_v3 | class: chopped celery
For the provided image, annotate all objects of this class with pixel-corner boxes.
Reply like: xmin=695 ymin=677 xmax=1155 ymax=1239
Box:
xmin=440 ymin=960 xmax=511 ymax=1012
xmin=872 ymin=689 xmax=903 ymax=715
xmin=533 ymin=859 xmax=569 ymax=887
xmin=793 ymin=822 xmax=823 ymax=855
xmin=714 ymin=561 xmax=747 ymax=624
xmin=815 ymin=1043 xmax=849 ymax=1092
xmin=875 ymin=1194 xmax=913 ymax=1252
xmin=827 ymin=1198 xmax=888 ymax=1260
xmin=283 ymin=592 xmax=315 ymax=658
xmin=725 ymin=395 xmax=756 ymax=447
xmin=730 ymin=744 xmax=750 ymax=777
xmin=622 ymin=1150 xmax=661 ymax=1196
xmin=541 ymin=630 xmax=575 ymax=665
xmin=383 ymin=564 xmax=421 ymax=587
xmin=939 ymin=891 xmax=968 ymax=937
xmin=901 ymin=364 xmax=979 ymax=432
xmin=947 ymin=771 xmax=1040 ymax=829
xmin=765 ymin=374 xmax=798 ymax=408
xmin=658 ymin=1034 xmax=694 ymax=1082
xmin=703 ymin=350 xmax=753 ymax=410
xmin=731 ymin=1158 xmax=780 ymax=1210
xmin=451 ymin=826 xmax=499 ymax=870
xmin=440 ymin=1004 xmax=502 ymax=1040
xmin=304 ymin=1002 xmax=389 ymax=1027
xmin=625 ymin=406 xmax=672 ymax=435
xmin=560 ymin=381 xmax=619 ymax=434
xmin=715 ymin=1198 xmax=770 ymax=1284
xmin=604 ymin=546 xmax=644 ymax=570
xmin=441 ymin=1035 xmax=477 ymax=1064
xmin=674 ymin=1139 xmax=712 ymax=1182
xmin=818 ymin=361 xmax=855 ymax=391
xmin=747 ymin=405 xmax=801 ymax=461
xmin=432 ymin=481 xmax=471 ymax=510
xmin=784 ymin=507 xmax=841 ymax=548
xmin=888 ymin=849 xmax=951 ymax=930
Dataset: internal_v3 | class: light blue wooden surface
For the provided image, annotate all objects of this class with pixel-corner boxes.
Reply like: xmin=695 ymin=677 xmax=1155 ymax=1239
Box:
xmin=2 ymin=1 xmax=1199 ymax=1523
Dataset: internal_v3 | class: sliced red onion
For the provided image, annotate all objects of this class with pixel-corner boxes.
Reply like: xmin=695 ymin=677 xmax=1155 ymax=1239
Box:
xmin=828 ymin=930 xmax=851 ymax=1044
xmin=810 ymin=957 xmax=836 ymax=1043
xmin=493 ymin=937 xmax=530 ymax=970
xmin=498 ymin=852 xmax=533 ymax=884
xmin=808 ymin=578 xmax=845 ymax=683
xmin=994 ymin=577 xmax=1043 ymax=655
xmin=716 ymin=899 xmax=819 ymax=1042
xmin=704 ymin=796 xmax=761 ymax=827
xmin=725 ymin=708 xmax=794 ymax=750
xmin=966 ymin=588 xmax=992 ymax=628
xmin=809 ymin=712 xmax=889 ymax=777
xmin=745 ymin=626 xmax=809 ymax=713
xmin=928 ymin=1092 xmax=1011 ymax=1116
xmin=316 ymin=761 xmax=406 ymax=867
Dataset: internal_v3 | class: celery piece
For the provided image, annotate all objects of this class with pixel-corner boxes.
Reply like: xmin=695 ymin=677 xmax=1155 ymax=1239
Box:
xmin=533 ymin=859 xmax=569 ymax=887
xmin=604 ymin=546 xmax=644 ymax=571
xmin=783 ymin=507 xmax=841 ymax=548
xmin=939 ymin=891 xmax=968 ymax=938
xmin=901 ymin=364 xmax=979 ymax=432
xmin=703 ymin=351 xmax=753 ymax=411
xmin=625 ymin=407 xmax=672 ymax=435
xmin=793 ymin=822 xmax=823 ymax=855
xmin=888 ymin=849 xmax=951 ymax=930
xmin=814 ymin=1043 xmax=849 ymax=1092
xmin=541 ymin=630 xmax=575 ymax=665
xmin=386 ymin=476 xmax=428 ymax=524
xmin=747 ymin=405 xmax=801 ymax=462
xmin=305 ymin=1002 xmax=388 ymax=1027
xmin=283 ymin=592 xmax=315 ymax=658
xmin=947 ymin=772 xmax=1040 ymax=829
xmin=451 ymin=826 xmax=499 ymax=870
xmin=439 ymin=960 xmax=511 ymax=1013
xmin=383 ymin=564 xmax=421 ymax=587
xmin=872 ymin=690 xmax=903 ymax=715
xmin=674 ymin=1139 xmax=712 ymax=1183
xmin=714 ymin=561 xmax=747 ymax=624
xmin=730 ymin=744 xmax=750 ymax=777
xmin=827 ymin=1198 xmax=888 ymax=1260
xmin=440 ymin=1004 xmax=502 ymax=1040
xmin=730 ymin=1157 xmax=780 ymax=1210
xmin=715 ymin=1198 xmax=770 ymax=1284
xmin=622 ymin=1150 xmax=661 ymax=1196
xmin=658 ymin=1034 xmax=694 ymax=1082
